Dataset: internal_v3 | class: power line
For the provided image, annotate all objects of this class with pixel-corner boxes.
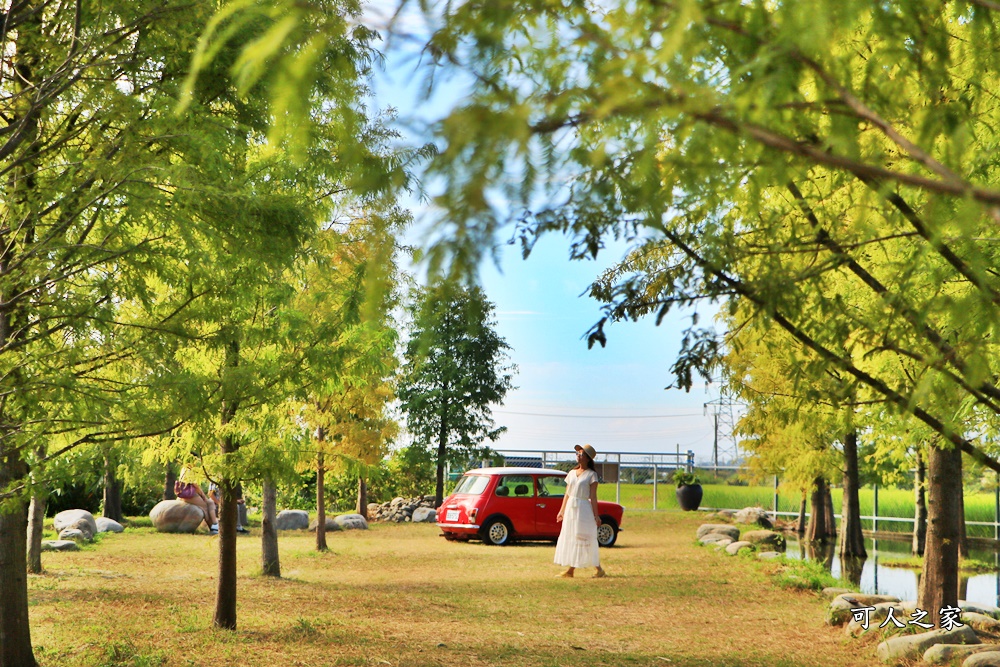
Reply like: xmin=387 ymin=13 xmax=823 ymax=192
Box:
xmin=494 ymin=410 xmax=706 ymax=419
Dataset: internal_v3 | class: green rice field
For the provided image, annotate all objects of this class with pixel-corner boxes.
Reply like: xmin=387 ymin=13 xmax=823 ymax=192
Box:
xmin=598 ymin=483 xmax=1000 ymax=537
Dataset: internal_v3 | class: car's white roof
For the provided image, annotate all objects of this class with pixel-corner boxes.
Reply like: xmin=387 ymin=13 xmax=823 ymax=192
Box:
xmin=462 ymin=467 xmax=566 ymax=476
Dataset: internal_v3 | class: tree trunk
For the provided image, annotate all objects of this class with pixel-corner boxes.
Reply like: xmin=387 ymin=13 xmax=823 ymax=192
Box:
xmin=356 ymin=476 xmax=368 ymax=518
xmin=918 ymin=444 xmax=962 ymax=627
xmin=102 ymin=454 xmax=123 ymax=523
xmin=163 ymin=462 xmax=177 ymax=500
xmin=25 ymin=492 xmax=45 ymax=575
xmin=316 ymin=447 xmax=327 ymax=552
xmin=0 ymin=455 xmax=37 ymax=667
xmin=839 ymin=430 xmax=866 ymax=558
xmin=214 ymin=474 xmax=238 ymax=630
xmin=796 ymin=492 xmax=807 ymax=534
xmin=435 ymin=412 xmax=448 ymax=508
xmin=959 ymin=471 xmax=969 ymax=559
xmin=913 ymin=450 xmax=927 ymax=556
xmin=806 ymin=476 xmax=829 ymax=542
xmin=213 ymin=336 xmax=240 ymax=631
xmin=261 ymin=480 xmax=280 ymax=578
xmin=823 ymin=483 xmax=836 ymax=538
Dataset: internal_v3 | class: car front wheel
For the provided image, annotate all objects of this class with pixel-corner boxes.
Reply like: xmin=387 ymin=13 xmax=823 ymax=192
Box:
xmin=481 ymin=517 xmax=513 ymax=546
xmin=597 ymin=518 xmax=619 ymax=547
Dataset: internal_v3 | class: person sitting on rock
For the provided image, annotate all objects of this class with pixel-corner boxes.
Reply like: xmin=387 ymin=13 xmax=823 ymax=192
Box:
xmin=208 ymin=483 xmax=249 ymax=534
xmin=175 ymin=471 xmax=218 ymax=535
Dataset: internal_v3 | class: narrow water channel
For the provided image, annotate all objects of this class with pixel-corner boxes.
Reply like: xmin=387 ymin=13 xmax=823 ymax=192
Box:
xmin=782 ymin=535 xmax=1000 ymax=607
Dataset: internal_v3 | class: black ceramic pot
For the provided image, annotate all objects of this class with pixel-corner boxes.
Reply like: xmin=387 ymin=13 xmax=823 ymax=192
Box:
xmin=675 ymin=484 xmax=703 ymax=511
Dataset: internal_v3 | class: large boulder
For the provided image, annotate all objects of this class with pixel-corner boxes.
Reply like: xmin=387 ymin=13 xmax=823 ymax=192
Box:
xmin=961 ymin=602 xmax=1000 ymax=620
xmin=924 ymin=644 xmax=1000 ymax=665
xmin=696 ymin=524 xmax=740 ymax=541
xmin=53 ymin=510 xmax=97 ymax=540
xmin=95 ymin=518 xmax=124 ymax=534
xmin=876 ymin=626 xmax=979 ymax=664
xmin=845 ymin=602 xmax=917 ymax=637
xmin=822 ymin=587 xmax=856 ymax=600
xmin=275 ymin=510 xmax=310 ymax=531
xmin=963 ymin=613 xmax=1000 ymax=634
xmin=309 ymin=517 xmax=342 ymax=532
xmin=41 ymin=540 xmax=79 ymax=552
xmin=334 ymin=514 xmax=368 ymax=530
xmin=58 ymin=528 xmax=90 ymax=542
xmin=742 ymin=530 xmax=785 ymax=551
xmin=412 ymin=507 xmax=437 ymax=523
xmin=734 ymin=507 xmax=773 ymax=528
xmin=725 ymin=540 xmax=754 ymax=555
xmin=965 ymin=652 xmax=1000 ymax=667
xmin=828 ymin=594 xmax=902 ymax=626
xmin=150 ymin=500 xmax=205 ymax=533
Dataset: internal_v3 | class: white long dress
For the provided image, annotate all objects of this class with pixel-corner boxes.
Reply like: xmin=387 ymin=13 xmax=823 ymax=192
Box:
xmin=554 ymin=468 xmax=600 ymax=568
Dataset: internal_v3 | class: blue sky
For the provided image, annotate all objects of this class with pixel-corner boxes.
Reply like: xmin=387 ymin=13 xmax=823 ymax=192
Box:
xmin=365 ymin=6 xmax=735 ymax=462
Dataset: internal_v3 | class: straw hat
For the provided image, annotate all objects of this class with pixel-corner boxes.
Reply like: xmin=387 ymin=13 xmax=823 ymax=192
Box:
xmin=574 ymin=444 xmax=597 ymax=460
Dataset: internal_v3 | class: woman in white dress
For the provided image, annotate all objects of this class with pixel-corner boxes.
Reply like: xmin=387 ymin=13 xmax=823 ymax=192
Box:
xmin=554 ymin=444 xmax=606 ymax=578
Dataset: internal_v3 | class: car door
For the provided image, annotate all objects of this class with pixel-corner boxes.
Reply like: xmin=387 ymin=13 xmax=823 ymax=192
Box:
xmin=491 ymin=475 xmax=536 ymax=534
xmin=534 ymin=475 xmax=567 ymax=537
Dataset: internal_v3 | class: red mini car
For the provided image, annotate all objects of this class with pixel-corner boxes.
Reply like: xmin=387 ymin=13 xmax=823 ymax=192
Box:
xmin=436 ymin=467 xmax=625 ymax=547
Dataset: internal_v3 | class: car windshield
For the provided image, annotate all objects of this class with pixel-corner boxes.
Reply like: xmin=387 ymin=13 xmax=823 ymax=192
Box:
xmin=452 ymin=475 xmax=490 ymax=496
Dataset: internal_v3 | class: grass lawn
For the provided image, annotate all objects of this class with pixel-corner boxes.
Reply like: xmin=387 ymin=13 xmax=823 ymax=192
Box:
xmin=28 ymin=512 xmax=876 ymax=667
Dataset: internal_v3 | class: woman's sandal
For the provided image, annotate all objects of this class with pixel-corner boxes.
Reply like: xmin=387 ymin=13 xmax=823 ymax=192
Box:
xmin=555 ymin=569 xmax=574 ymax=578
xmin=593 ymin=567 xmax=607 ymax=578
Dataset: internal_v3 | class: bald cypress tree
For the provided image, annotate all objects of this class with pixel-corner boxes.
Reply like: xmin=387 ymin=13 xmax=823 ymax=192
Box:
xmin=398 ymin=284 xmax=515 ymax=507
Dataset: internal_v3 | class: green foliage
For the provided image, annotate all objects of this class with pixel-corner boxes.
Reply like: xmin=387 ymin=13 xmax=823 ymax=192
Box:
xmin=673 ymin=470 xmax=700 ymax=488
xmin=398 ymin=282 xmax=516 ymax=499
xmin=769 ymin=557 xmax=846 ymax=593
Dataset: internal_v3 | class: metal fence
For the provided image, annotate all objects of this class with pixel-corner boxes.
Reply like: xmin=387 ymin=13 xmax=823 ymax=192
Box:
xmin=460 ymin=455 xmax=1000 ymax=539
xmin=466 ymin=449 xmax=696 ymax=508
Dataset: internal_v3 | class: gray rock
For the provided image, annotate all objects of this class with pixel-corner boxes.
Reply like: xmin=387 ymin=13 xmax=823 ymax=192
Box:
xmin=726 ymin=540 xmax=754 ymax=556
xmin=53 ymin=509 xmax=97 ymax=540
xmin=964 ymin=651 xmax=1000 ymax=667
xmin=41 ymin=540 xmax=79 ymax=552
xmin=308 ymin=517 xmax=341 ymax=532
xmin=58 ymin=528 xmax=89 ymax=542
xmin=742 ymin=530 xmax=785 ymax=551
xmin=95 ymin=517 xmax=124 ymax=533
xmin=961 ymin=601 xmax=1000 ymax=619
xmin=391 ymin=497 xmax=405 ymax=506
xmin=713 ymin=509 xmax=736 ymax=521
xmin=828 ymin=594 xmax=903 ymax=626
xmin=150 ymin=500 xmax=205 ymax=533
xmin=699 ymin=532 xmax=734 ymax=545
xmin=725 ymin=541 xmax=754 ymax=555
xmin=734 ymin=507 xmax=773 ymax=528
xmin=711 ymin=538 xmax=734 ymax=550
xmin=412 ymin=507 xmax=437 ymax=523
xmin=757 ymin=551 xmax=782 ymax=560
xmin=846 ymin=602 xmax=917 ymax=637
xmin=962 ymin=613 xmax=1000 ymax=633
xmin=876 ymin=626 xmax=979 ymax=664
xmin=822 ymin=587 xmax=856 ymax=600
xmin=696 ymin=524 xmax=740 ymax=541
xmin=275 ymin=510 xmax=310 ymax=531
xmin=924 ymin=644 xmax=1000 ymax=665
xmin=335 ymin=514 xmax=368 ymax=530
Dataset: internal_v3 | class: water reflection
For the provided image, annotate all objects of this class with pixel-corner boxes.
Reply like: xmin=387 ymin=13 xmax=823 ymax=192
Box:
xmin=783 ymin=535 xmax=1000 ymax=605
